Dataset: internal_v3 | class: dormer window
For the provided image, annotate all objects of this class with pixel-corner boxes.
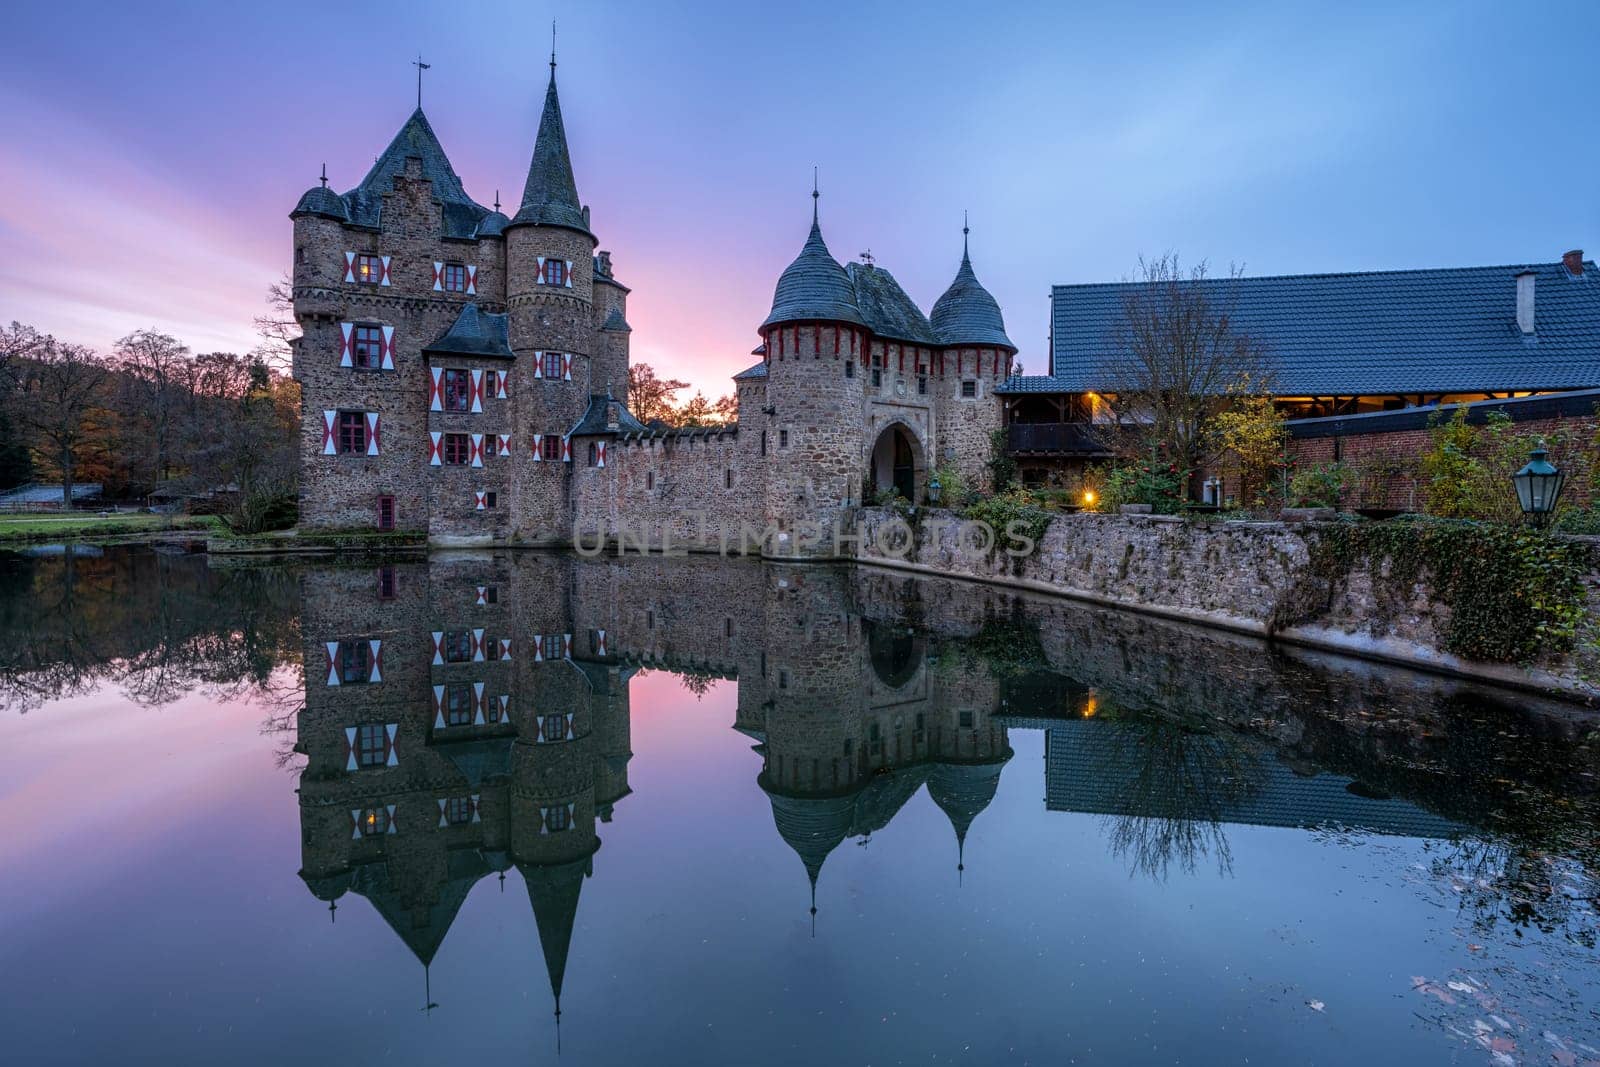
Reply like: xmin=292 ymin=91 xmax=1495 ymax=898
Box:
xmin=356 ymin=254 xmax=384 ymax=284
xmin=442 ymin=263 xmax=467 ymax=292
xmin=541 ymin=259 xmax=567 ymax=287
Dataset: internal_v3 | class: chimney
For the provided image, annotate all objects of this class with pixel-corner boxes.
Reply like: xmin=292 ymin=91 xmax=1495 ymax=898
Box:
xmin=1516 ymin=269 xmax=1536 ymax=335
xmin=1563 ymin=249 xmax=1584 ymax=276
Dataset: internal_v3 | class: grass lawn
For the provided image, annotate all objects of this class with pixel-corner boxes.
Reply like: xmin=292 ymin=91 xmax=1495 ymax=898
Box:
xmin=0 ymin=513 xmax=225 ymax=543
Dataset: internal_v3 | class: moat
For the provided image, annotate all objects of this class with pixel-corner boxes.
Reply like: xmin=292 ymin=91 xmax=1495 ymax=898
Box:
xmin=1 ymin=545 xmax=1596 ymax=1065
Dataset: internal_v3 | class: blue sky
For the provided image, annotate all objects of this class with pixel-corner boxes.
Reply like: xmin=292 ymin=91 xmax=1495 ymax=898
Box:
xmin=0 ymin=0 xmax=1595 ymax=391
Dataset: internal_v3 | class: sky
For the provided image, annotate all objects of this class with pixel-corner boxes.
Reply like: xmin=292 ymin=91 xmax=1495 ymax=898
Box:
xmin=1 ymin=0 xmax=1597 ymax=397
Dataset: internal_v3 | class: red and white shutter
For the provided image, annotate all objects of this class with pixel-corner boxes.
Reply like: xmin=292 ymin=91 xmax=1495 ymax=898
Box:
xmin=595 ymin=629 xmax=607 ymax=656
xmin=536 ymin=256 xmax=546 ymax=282
xmin=324 ymin=641 xmax=340 ymax=686
xmin=498 ymin=637 xmax=512 ymax=661
xmin=475 ymin=585 xmax=488 ymax=606
xmin=596 ymin=441 xmax=607 ymax=468
xmin=428 ymin=367 xmax=443 ymax=411
xmin=339 ymin=323 xmax=354 ymax=367
xmin=365 ymin=412 xmax=381 ymax=456
xmin=470 ymin=369 xmax=484 ymax=412
xmin=564 ymin=260 xmax=574 ymax=288
xmin=342 ymin=727 xmax=357 ymax=771
xmin=470 ymin=433 xmax=484 ymax=468
xmin=532 ymin=636 xmax=544 ymax=664
xmin=428 ymin=431 xmax=443 ymax=466
xmin=430 ymin=631 xmax=445 ymax=666
xmin=384 ymin=724 xmax=398 ymax=767
xmin=496 ymin=694 xmax=509 ymax=721
xmin=385 ymin=803 xmax=397 ymax=832
xmin=349 ymin=810 xmax=363 ymax=839
xmin=368 ymin=639 xmax=383 ymax=683
xmin=343 ymin=251 xmax=357 ymax=282
xmin=495 ymin=373 xmax=508 ymax=400
xmin=561 ymin=353 xmax=573 ymax=381
xmin=432 ymin=684 xmax=447 ymax=728
xmin=322 ymin=411 xmax=338 ymax=455
xmin=378 ymin=256 xmax=392 ymax=286
xmin=472 ymin=681 xmax=486 ymax=724
xmin=472 ymin=628 xmax=486 ymax=662
xmin=497 ymin=433 xmax=511 ymax=455
xmin=533 ymin=351 xmax=543 ymax=380
xmin=465 ymin=265 xmax=478 ymax=295
xmin=531 ymin=434 xmax=543 ymax=462
xmin=562 ymin=633 xmax=573 ymax=659
xmin=470 ymin=793 xmax=481 ymax=823
xmin=560 ymin=436 xmax=572 ymax=463
xmin=379 ymin=326 xmax=395 ymax=370
xmin=474 ymin=490 xmax=487 ymax=510
xmin=432 ymin=262 xmax=444 ymax=291
xmin=437 ymin=798 xmax=449 ymax=828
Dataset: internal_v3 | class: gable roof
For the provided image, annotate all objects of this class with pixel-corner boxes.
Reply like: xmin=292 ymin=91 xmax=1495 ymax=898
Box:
xmin=1029 ymin=259 xmax=1600 ymax=396
xmin=320 ymin=109 xmax=496 ymax=239
xmin=847 ymin=262 xmax=939 ymax=345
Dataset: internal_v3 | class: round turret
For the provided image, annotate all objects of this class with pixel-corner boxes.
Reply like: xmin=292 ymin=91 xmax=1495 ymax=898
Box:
xmin=931 ymin=227 xmax=1014 ymax=351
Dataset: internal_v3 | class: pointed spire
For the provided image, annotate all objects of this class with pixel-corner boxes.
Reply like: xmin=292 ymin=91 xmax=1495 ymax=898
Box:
xmin=812 ymin=166 xmax=820 ymax=226
xmin=810 ymin=877 xmax=817 ymax=939
xmin=510 ymin=52 xmax=592 ymax=237
xmin=550 ymin=19 xmax=557 ymax=75
xmin=962 ymin=210 xmax=970 ymax=264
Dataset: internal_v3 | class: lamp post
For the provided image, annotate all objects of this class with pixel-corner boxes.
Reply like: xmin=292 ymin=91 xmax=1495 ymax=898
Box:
xmin=927 ymin=474 xmax=942 ymax=507
xmin=1512 ymin=445 xmax=1565 ymax=528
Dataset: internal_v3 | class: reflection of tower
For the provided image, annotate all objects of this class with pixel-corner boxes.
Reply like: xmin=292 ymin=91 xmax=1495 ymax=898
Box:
xmin=294 ymin=553 xmax=632 ymax=1024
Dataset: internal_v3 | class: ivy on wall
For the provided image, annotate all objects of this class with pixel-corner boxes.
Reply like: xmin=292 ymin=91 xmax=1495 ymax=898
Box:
xmin=1270 ymin=517 xmax=1590 ymax=664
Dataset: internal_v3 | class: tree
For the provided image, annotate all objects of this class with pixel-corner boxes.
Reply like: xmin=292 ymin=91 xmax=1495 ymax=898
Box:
xmin=712 ymin=392 xmax=738 ymax=424
xmin=115 ymin=328 xmax=191 ymax=485
xmin=15 ymin=340 xmax=111 ymax=505
xmin=252 ymin=273 xmax=299 ymax=371
xmin=1212 ymin=391 xmax=1286 ymax=507
xmin=627 ymin=363 xmax=688 ymax=425
xmin=670 ymin=392 xmax=715 ymax=427
xmin=1097 ymin=255 xmax=1273 ymax=494
xmin=0 ymin=324 xmax=43 ymax=489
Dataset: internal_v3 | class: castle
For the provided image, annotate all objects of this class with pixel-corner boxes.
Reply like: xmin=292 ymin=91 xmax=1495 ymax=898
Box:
xmin=290 ymin=61 xmax=1016 ymax=554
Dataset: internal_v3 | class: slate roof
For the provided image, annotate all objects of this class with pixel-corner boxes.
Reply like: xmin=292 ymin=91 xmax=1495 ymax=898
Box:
xmin=423 ymin=304 xmax=514 ymax=360
xmin=510 ymin=73 xmax=592 ymax=239
xmin=601 ymin=307 xmax=631 ymax=333
xmin=763 ymin=215 xmax=866 ymax=329
xmin=732 ymin=361 xmax=768 ymax=381
xmin=1033 ymin=260 xmax=1600 ymax=396
xmin=567 ymin=393 xmax=646 ymax=436
xmin=847 ymin=263 xmax=939 ymax=345
xmin=931 ymin=246 xmax=1015 ymax=349
xmin=301 ymin=109 xmax=497 ymax=239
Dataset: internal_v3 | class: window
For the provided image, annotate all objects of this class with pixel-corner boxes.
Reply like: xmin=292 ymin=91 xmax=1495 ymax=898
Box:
xmin=760 ymin=431 xmax=767 ymax=456
xmin=540 ymin=435 xmax=563 ymax=462
xmin=446 ymin=684 xmax=474 ymax=726
xmin=376 ymin=495 xmax=395 ymax=531
xmin=845 ymin=361 xmax=855 ymax=378
xmin=351 ymin=325 xmax=382 ymax=369
xmin=779 ymin=429 xmax=790 ymax=448
xmin=778 ymin=669 xmax=789 ymax=690
xmin=356 ymin=724 xmax=387 ymax=768
xmin=544 ymin=804 xmax=570 ymax=832
xmin=542 ymin=351 xmax=563 ymax=380
xmin=724 ymin=617 xmax=734 ymax=637
xmin=541 ymin=259 xmax=567 ymax=287
xmin=959 ymin=710 xmax=974 ymax=728
xmin=445 ymin=796 xmax=473 ymax=825
xmin=645 ymin=472 xmax=655 ymax=491
xmin=961 ymin=380 xmax=978 ymax=398
xmin=295 ymin=246 xmax=306 ymax=265
xmin=646 ymin=610 xmax=655 ymax=630
xmin=484 ymin=696 xmax=502 ymax=723
xmin=358 ymin=807 xmax=389 ymax=836
xmin=483 ymin=491 xmax=498 ymax=509
xmin=540 ymin=633 xmax=563 ymax=659
xmin=724 ymin=469 xmax=733 ymax=489
xmin=355 ymin=253 xmax=383 ymax=284
xmin=443 ymin=433 xmax=471 ymax=466
xmin=484 ymin=370 xmax=498 ymax=397
xmin=587 ymin=442 xmax=598 ymax=467
xmin=337 ymin=410 xmax=367 ymax=454
xmin=340 ymin=641 xmax=371 ymax=684
xmin=377 ymin=565 xmax=398 ymax=600
xmin=482 ymin=586 xmax=498 ymax=604
xmin=442 ymin=263 xmax=467 ymax=292
xmin=442 ymin=369 xmax=471 ymax=411
xmin=443 ymin=630 xmax=474 ymax=663
xmin=541 ymin=713 xmax=568 ymax=742
xmin=918 ymin=376 xmax=927 ymax=395
xmin=871 ymin=369 xmax=882 ymax=388
xmin=482 ymin=436 xmax=499 ymax=459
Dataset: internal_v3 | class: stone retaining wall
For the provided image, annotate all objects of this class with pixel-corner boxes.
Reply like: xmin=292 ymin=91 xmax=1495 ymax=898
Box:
xmin=854 ymin=508 xmax=1600 ymax=702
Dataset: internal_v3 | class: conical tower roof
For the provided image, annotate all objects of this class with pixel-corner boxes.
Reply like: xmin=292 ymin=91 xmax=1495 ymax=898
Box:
xmin=522 ymin=854 xmax=591 ymax=1005
xmin=763 ymin=192 xmax=864 ymax=329
xmin=931 ymin=225 xmax=1015 ymax=349
xmin=510 ymin=70 xmax=592 ymax=239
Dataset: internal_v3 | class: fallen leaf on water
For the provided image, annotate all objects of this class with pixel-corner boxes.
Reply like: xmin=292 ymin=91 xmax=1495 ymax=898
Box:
xmin=1306 ymin=999 xmax=1324 ymax=1013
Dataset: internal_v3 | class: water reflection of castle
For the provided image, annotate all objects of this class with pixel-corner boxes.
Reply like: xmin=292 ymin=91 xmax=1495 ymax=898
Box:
xmin=293 ymin=553 xmax=1471 ymax=1017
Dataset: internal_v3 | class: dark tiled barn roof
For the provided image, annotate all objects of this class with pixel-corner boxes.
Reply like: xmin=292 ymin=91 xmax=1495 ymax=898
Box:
xmin=847 ymin=262 xmax=939 ymax=345
xmin=510 ymin=73 xmax=592 ymax=239
xmin=1019 ymin=260 xmax=1600 ymax=396
xmin=932 ymin=248 xmax=1015 ymax=350
xmin=423 ymin=304 xmax=514 ymax=359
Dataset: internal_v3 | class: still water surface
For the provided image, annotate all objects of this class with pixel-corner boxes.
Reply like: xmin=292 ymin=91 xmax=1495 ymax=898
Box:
xmin=0 ymin=545 xmax=1596 ymax=1065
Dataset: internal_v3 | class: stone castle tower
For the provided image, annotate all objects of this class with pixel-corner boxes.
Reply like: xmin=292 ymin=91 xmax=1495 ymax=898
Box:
xmin=291 ymin=64 xmax=1018 ymax=556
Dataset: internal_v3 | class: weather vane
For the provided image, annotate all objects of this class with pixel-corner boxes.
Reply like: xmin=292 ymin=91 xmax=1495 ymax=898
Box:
xmin=412 ymin=54 xmax=430 ymax=108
